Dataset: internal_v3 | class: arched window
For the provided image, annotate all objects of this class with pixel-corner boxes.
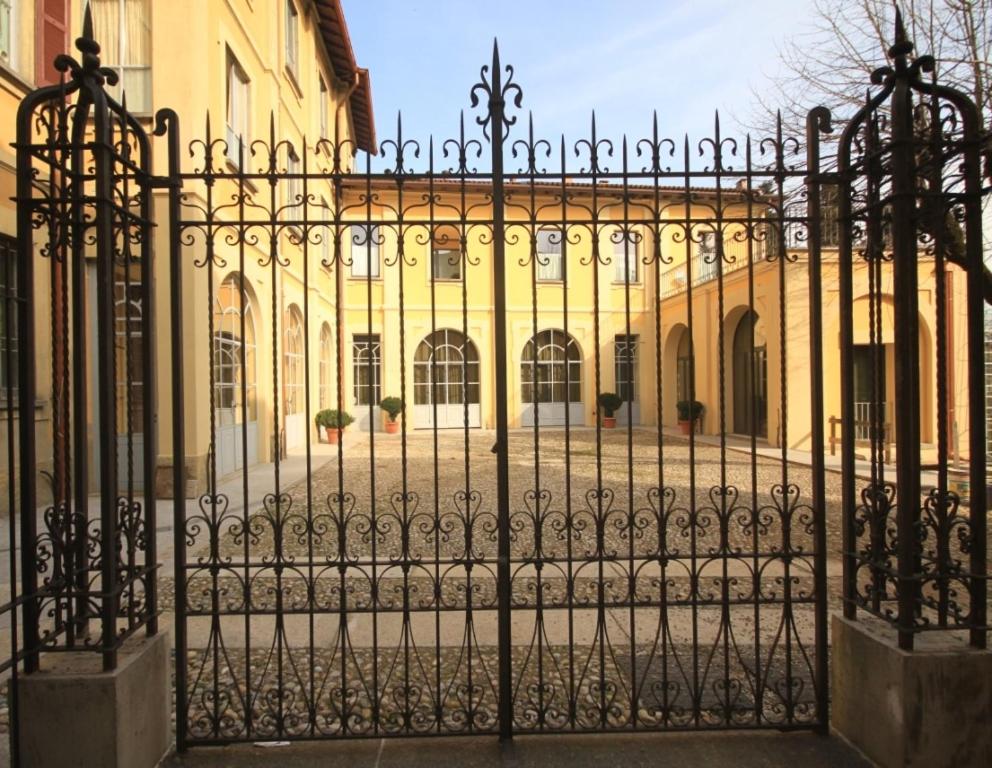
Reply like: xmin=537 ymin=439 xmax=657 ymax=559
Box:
xmin=521 ymin=329 xmax=581 ymax=404
xmin=414 ymin=329 xmax=480 ymax=406
xmin=319 ymin=322 xmax=333 ymax=409
xmin=213 ymin=274 xmax=258 ymax=425
xmin=283 ymin=305 xmax=304 ymax=415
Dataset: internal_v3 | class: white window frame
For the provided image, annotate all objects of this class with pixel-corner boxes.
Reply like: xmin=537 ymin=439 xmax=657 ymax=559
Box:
xmin=431 ymin=246 xmax=462 ymax=281
xmin=695 ymin=230 xmax=719 ymax=282
xmin=614 ymin=334 xmax=638 ymax=403
xmin=353 ymin=334 xmax=382 ymax=406
xmin=90 ymin=0 xmax=152 ymax=113
xmin=0 ymin=0 xmax=16 ymax=71
xmin=521 ymin=329 xmax=582 ymax=404
xmin=285 ymin=0 xmax=299 ymax=77
xmin=350 ymin=225 xmax=380 ymax=278
xmin=613 ymin=229 xmax=639 ymax=283
xmin=283 ymin=307 xmax=304 ymax=416
xmin=226 ymin=51 xmax=250 ymax=167
xmin=536 ymin=228 xmax=563 ymax=281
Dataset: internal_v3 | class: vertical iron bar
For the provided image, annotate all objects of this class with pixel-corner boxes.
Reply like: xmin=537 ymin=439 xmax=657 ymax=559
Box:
xmin=94 ymin=90 xmax=120 ymax=671
xmin=156 ymin=107 xmax=186 ymax=749
xmin=889 ymin=60 xmax=921 ymax=652
xmin=837 ymin=123 xmax=857 ymax=623
xmin=558 ymin=136 xmax=576 ymax=729
xmin=4 ymin=234 xmax=21 ymax=766
xmin=427 ymin=136 xmax=442 ymax=733
xmin=488 ymin=41 xmax=514 ymax=742
xmin=139 ymin=120 xmax=158 ymax=637
xmin=620 ymin=137 xmax=638 ymax=728
xmin=744 ymin=135 xmax=763 ymax=724
xmin=15 ymin=77 xmax=42 ymax=676
xmin=300 ymin=137 xmax=316 ymax=735
xmin=805 ymin=107 xmax=830 ymax=731
xmin=954 ymin=91 xmax=988 ymax=650
xmin=70 ymin=91 xmax=92 ymax=641
xmin=236 ymin=136 xmax=253 ymax=739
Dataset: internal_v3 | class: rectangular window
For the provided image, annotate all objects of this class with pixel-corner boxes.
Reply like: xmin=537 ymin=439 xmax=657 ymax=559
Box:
xmin=696 ymin=230 xmax=718 ymax=282
xmin=0 ymin=234 xmax=16 ymax=399
xmin=284 ymin=0 xmax=298 ymax=76
xmin=352 ymin=334 xmax=381 ymax=406
xmin=432 ymin=246 xmax=462 ymax=281
xmin=319 ymin=75 xmax=329 ymax=140
xmin=350 ymin=225 xmax=380 ymax=278
xmin=91 ymin=0 xmax=151 ymax=112
xmin=615 ymin=334 xmax=637 ymax=402
xmin=0 ymin=0 xmax=13 ymax=68
xmin=613 ymin=230 xmax=638 ymax=283
xmin=536 ymin=228 xmax=562 ymax=281
xmin=226 ymin=51 xmax=249 ymax=166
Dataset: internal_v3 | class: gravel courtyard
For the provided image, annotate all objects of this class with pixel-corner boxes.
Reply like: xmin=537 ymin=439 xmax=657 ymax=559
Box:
xmin=173 ymin=428 xmax=842 ymax=738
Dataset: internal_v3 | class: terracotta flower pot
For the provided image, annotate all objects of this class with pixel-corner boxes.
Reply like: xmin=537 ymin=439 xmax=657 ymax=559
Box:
xmin=325 ymin=426 xmax=341 ymax=444
xmin=678 ymin=419 xmax=693 ymax=435
xmin=385 ymin=420 xmax=399 ymax=434
xmin=602 ymin=416 xmax=617 ymax=429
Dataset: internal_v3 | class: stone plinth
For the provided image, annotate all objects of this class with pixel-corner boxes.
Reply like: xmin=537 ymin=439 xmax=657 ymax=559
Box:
xmin=832 ymin=614 xmax=992 ymax=768
xmin=17 ymin=632 xmax=171 ymax=768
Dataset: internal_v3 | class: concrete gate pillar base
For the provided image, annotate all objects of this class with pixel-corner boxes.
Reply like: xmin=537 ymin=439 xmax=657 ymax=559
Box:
xmin=832 ymin=614 xmax=992 ymax=768
xmin=17 ymin=632 xmax=171 ymax=768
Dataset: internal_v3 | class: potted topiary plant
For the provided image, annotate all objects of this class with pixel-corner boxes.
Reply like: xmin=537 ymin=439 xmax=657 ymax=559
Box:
xmin=676 ymin=400 xmax=704 ymax=435
xmin=379 ymin=396 xmax=403 ymax=434
xmin=315 ymin=408 xmax=354 ymax=444
xmin=597 ymin=391 xmax=623 ymax=429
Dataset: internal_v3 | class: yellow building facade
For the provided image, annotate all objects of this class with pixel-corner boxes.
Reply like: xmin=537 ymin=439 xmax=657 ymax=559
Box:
xmin=1 ymin=0 xmax=974 ymax=503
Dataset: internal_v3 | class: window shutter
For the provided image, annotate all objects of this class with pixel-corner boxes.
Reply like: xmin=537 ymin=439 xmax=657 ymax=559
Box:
xmin=35 ymin=0 xmax=70 ymax=86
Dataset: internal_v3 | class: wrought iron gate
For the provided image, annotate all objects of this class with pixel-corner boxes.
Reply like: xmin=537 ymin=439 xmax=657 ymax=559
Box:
xmin=164 ymin=43 xmax=830 ymax=746
xmin=6 ymin=11 xmax=990 ymax=765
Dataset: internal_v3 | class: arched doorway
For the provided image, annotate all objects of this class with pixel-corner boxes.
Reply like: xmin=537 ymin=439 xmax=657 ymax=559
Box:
xmin=413 ymin=329 xmax=481 ymax=429
xmin=213 ymin=273 xmax=258 ymax=477
xmin=732 ymin=310 xmax=767 ymax=437
xmin=521 ymin=329 xmax=583 ymax=427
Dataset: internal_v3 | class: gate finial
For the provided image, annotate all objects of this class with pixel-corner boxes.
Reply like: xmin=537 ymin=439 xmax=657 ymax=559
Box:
xmin=82 ymin=2 xmax=94 ymax=42
xmin=889 ymin=4 xmax=914 ymax=65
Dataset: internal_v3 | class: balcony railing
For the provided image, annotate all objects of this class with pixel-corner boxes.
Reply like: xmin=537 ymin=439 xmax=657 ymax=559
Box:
xmin=660 ymin=238 xmax=754 ymax=298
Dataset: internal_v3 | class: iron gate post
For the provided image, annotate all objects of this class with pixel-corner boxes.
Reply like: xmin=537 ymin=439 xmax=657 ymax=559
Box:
xmin=805 ymin=105 xmax=831 ymax=731
xmin=888 ymin=30 xmax=922 ymax=652
xmin=155 ymin=107 xmax=187 ymax=750
xmin=486 ymin=39 xmax=514 ymax=742
xmin=14 ymin=72 xmax=41 ymax=677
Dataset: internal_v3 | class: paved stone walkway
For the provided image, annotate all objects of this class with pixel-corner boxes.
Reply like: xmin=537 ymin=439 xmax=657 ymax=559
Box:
xmin=161 ymin=731 xmax=873 ymax=767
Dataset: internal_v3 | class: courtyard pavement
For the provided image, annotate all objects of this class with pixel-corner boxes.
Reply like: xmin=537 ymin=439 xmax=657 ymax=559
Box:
xmin=159 ymin=731 xmax=874 ymax=767
xmin=0 ymin=426 xmax=975 ymax=765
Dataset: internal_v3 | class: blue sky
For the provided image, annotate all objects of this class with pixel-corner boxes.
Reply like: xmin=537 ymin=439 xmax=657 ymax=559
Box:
xmin=341 ymin=0 xmax=816 ymax=152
